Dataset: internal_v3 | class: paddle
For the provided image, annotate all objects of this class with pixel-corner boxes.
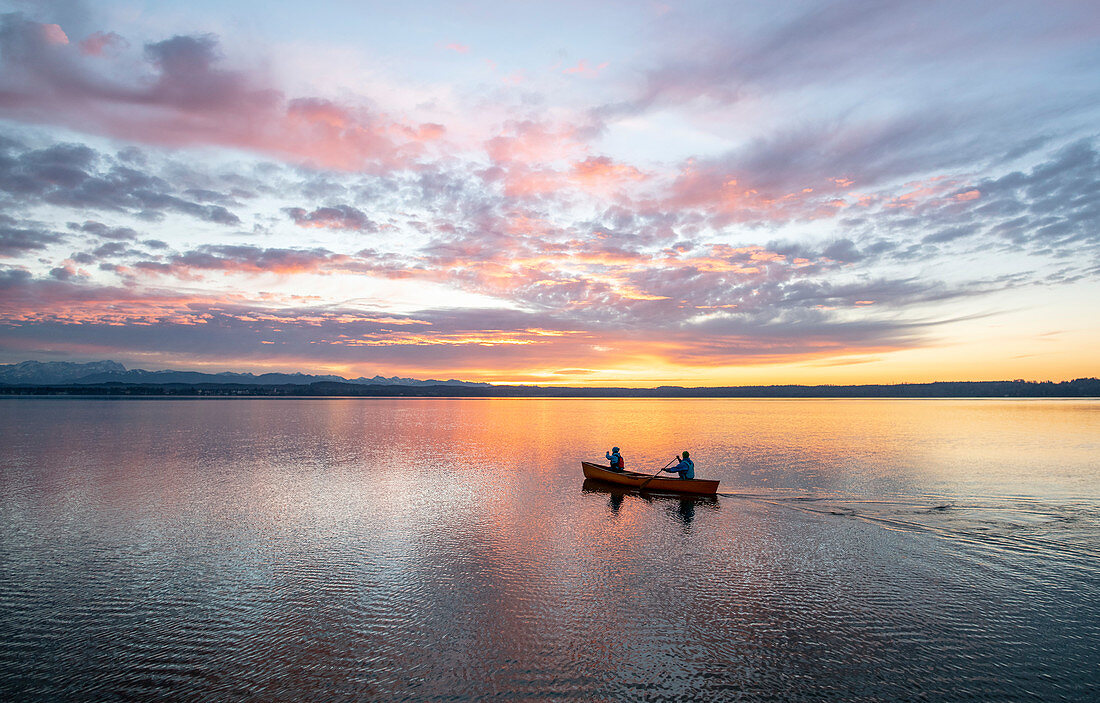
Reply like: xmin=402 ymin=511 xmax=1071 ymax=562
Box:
xmin=638 ymin=457 xmax=678 ymax=490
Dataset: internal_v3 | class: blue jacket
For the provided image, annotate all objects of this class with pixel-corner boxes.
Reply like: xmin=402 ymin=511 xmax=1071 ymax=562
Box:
xmin=665 ymin=457 xmax=694 ymax=479
xmin=606 ymin=450 xmax=624 ymax=469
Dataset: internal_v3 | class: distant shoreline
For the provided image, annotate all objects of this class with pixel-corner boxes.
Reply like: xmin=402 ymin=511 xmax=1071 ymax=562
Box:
xmin=1 ymin=378 xmax=1096 ymax=398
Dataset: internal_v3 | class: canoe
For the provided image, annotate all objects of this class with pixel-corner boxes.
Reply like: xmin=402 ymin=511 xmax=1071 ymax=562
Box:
xmin=581 ymin=461 xmax=720 ymax=496
xmin=581 ymin=478 xmax=718 ymax=504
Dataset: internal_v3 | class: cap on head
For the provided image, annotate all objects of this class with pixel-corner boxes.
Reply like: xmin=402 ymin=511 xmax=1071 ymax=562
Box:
xmin=682 ymin=451 xmax=690 ymax=458
xmin=612 ymin=446 xmax=620 ymax=453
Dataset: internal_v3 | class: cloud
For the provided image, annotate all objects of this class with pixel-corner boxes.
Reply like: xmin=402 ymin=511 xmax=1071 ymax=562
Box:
xmin=119 ymin=243 xmax=420 ymax=283
xmin=2 ymin=2 xmax=1096 ymax=381
xmin=478 ymin=121 xmax=646 ymax=199
xmin=0 ymin=268 xmax=950 ymax=373
xmin=571 ymin=156 xmax=645 ymax=189
xmin=284 ymin=205 xmax=377 ymax=231
xmin=67 ymin=221 xmax=139 ymax=240
xmin=0 ymin=14 xmax=442 ymax=171
xmin=134 ymin=245 xmax=346 ymax=277
xmin=0 ymin=137 xmax=245 ymax=224
xmin=78 ymin=30 xmax=124 ymax=56
xmin=140 ymin=34 xmax=268 ymax=112
xmin=485 ymin=119 xmax=585 ymax=165
xmin=820 ymin=239 xmax=863 ymax=263
xmin=922 ymin=227 xmax=974 ymax=245
xmin=859 ymin=139 xmax=1100 ymax=265
xmin=563 ymin=59 xmax=608 ymax=77
xmin=39 ymin=22 xmax=68 ymax=45
xmin=613 ymin=0 xmax=1099 ymax=115
xmin=646 ymin=109 xmax=1021 ymax=230
xmin=0 ymin=224 xmax=64 ymax=255
xmin=579 ymin=1 xmax=1100 ymax=239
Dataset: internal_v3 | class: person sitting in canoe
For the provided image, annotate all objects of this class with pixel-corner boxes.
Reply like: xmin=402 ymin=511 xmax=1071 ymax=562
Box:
xmin=664 ymin=451 xmax=694 ymax=479
xmin=605 ymin=446 xmax=625 ymax=471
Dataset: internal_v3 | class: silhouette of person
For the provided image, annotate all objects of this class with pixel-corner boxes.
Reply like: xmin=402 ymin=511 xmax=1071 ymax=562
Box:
xmin=605 ymin=446 xmax=624 ymax=471
xmin=664 ymin=451 xmax=694 ymax=479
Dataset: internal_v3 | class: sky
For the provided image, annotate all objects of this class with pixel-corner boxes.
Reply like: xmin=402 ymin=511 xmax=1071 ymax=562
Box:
xmin=0 ymin=0 xmax=1098 ymax=386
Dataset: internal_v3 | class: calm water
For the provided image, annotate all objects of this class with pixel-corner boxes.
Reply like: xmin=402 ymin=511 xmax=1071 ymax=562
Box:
xmin=1 ymin=398 xmax=1098 ymax=701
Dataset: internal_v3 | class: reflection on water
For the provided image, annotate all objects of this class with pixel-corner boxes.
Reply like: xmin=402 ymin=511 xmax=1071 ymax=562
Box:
xmin=581 ymin=478 xmax=720 ymax=527
xmin=1 ymin=398 xmax=1098 ymax=701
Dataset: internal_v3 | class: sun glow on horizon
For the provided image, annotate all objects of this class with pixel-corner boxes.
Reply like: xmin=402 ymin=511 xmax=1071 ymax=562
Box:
xmin=0 ymin=1 xmax=1097 ymax=384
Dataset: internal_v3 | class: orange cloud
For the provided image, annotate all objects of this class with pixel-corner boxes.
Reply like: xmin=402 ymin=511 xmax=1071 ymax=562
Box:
xmin=571 ymin=156 xmax=646 ymax=188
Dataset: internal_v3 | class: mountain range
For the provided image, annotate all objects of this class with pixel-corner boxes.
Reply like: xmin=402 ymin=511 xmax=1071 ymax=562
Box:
xmin=0 ymin=360 xmax=490 ymax=387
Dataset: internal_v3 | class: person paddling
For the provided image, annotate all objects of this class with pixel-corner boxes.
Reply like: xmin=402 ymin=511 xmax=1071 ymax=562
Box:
xmin=605 ymin=446 xmax=625 ymax=471
xmin=664 ymin=451 xmax=694 ymax=480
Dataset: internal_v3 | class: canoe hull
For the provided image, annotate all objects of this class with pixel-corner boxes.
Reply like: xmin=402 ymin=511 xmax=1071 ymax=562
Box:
xmin=581 ymin=461 xmax=719 ymax=496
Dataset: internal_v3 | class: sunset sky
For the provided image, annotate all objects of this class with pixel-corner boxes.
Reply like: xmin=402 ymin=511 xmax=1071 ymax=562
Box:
xmin=1 ymin=0 xmax=1098 ymax=385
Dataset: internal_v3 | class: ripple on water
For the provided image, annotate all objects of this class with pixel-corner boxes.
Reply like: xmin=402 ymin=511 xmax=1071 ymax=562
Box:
xmin=1 ymin=398 xmax=1098 ymax=701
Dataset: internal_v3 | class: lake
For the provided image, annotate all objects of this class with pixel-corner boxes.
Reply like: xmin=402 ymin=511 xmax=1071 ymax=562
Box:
xmin=1 ymin=398 xmax=1097 ymax=701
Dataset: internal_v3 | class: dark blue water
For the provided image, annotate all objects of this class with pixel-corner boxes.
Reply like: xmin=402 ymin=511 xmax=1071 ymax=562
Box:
xmin=1 ymin=398 xmax=1097 ymax=701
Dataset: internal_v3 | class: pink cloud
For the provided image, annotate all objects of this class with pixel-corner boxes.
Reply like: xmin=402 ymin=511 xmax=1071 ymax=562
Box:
xmin=0 ymin=20 xmax=440 ymax=172
xmin=480 ymin=120 xmax=603 ymax=196
xmin=571 ymin=156 xmax=646 ymax=188
xmin=40 ymin=23 xmax=68 ymax=45
xmin=493 ymin=166 xmax=564 ymax=197
xmin=652 ymin=158 xmax=952 ymax=226
xmin=661 ymin=164 xmax=812 ymax=223
xmin=563 ymin=59 xmax=609 ymax=77
xmin=79 ymin=31 xmax=125 ymax=56
xmin=486 ymin=121 xmax=583 ymax=164
xmin=401 ymin=122 xmax=446 ymax=141
xmin=883 ymin=176 xmax=973 ymax=209
xmin=478 ymin=154 xmax=647 ymax=200
xmin=444 ymin=43 xmax=470 ymax=54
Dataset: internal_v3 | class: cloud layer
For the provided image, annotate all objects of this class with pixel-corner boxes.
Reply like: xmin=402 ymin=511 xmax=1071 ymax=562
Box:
xmin=0 ymin=1 xmax=1098 ymax=382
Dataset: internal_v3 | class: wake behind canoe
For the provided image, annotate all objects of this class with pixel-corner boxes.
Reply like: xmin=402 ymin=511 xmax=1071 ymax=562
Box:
xmin=581 ymin=461 xmax=719 ymax=496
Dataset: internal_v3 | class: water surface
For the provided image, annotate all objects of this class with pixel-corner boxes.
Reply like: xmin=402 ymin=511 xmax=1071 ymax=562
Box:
xmin=1 ymin=398 xmax=1097 ymax=701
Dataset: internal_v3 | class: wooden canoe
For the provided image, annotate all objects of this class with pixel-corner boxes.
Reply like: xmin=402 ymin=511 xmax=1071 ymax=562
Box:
xmin=581 ymin=461 xmax=720 ymax=496
xmin=581 ymin=479 xmax=718 ymax=505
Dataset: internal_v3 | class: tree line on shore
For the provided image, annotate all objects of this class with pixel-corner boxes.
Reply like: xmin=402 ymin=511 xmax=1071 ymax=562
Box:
xmin=2 ymin=378 xmax=1097 ymax=397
